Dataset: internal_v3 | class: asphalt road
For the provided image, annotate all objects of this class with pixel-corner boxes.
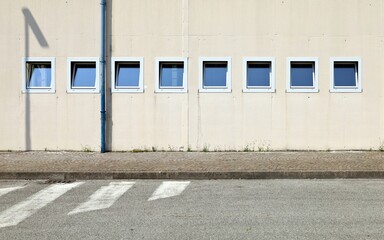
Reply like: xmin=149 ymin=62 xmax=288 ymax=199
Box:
xmin=0 ymin=179 xmax=383 ymax=240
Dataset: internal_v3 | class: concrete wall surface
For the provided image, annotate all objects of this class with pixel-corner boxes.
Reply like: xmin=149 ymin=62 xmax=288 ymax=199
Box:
xmin=1 ymin=0 xmax=383 ymax=151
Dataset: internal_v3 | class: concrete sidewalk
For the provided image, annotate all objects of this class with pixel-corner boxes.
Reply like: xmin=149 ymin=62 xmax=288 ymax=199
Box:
xmin=1 ymin=151 xmax=384 ymax=180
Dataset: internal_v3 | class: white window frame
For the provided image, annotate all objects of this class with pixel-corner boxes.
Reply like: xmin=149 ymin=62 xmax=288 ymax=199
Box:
xmin=330 ymin=57 xmax=362 ymax=93
xmin=199 ymin=57 xmax=232 ymax=93
xmin=286 ymin=57 xmax=319 ymax=93
xmin=155 ymin=57 xmax=188 ymax=93
xmin=22 ymin=57 xmax=55 ymax=93
xmin=67 ymin=57 xmax=100 ymax=93
xmin=243 ymin=57 xmax=275 ymax=93
xmin=111 ymin=57 xmax=144 ymax=93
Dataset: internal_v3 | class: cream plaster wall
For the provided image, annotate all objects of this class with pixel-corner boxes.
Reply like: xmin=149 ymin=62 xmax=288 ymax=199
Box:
xmin=1 ymin=0 xmax=383 ymax=151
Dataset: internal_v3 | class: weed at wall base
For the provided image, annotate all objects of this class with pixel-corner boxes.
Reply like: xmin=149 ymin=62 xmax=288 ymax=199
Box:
xmin=81 ymin=145 xmax=93 ymax=152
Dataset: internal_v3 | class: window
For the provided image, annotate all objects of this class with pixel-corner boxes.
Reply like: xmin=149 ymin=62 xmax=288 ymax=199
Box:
xmin=22 ymin=57 xmax=55 ymax=93
xmin=243 ymin=57 xmax=275 ymax=93
xmin=67 ymin=57 xmax=99 ymax=93
xmin=155 ymin=58 xmax=187 ymax=93
xmin=330 ymin=57 xmax=362 ymax=93
xmin=287 ymin=57 xmax=318 ymax=93
xmin=111 ymin=57 xmax=144 ymax=93
xmin=199 ymin=57 xmax=231 ymax=93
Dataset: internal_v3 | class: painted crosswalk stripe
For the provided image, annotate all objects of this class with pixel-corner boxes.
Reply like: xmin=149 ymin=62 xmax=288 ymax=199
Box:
xmin=68 ymin=182 xmax=135 ymax=215
xmin=148 ymin=181 xmax=190 ymax=201
xmin=0 ymin=182 xmax=83 ymax=228
xmin=0 ymin=186 xmax=25 ymax=198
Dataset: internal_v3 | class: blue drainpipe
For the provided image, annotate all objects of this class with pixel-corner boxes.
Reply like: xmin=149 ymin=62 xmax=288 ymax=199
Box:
xmin=100 ymin=0 xmax=106 ymax=153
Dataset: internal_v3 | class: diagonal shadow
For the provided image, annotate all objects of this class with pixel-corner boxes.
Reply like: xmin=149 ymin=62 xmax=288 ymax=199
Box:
xmin=22 ymin=8 xmax=49 ymax=150
xmin=22 ymin=8 xmax=49 ymax=48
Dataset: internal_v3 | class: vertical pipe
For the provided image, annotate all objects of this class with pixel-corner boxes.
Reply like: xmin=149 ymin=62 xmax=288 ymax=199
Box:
xmin=100 ymin=0 xmax=106 ymax=153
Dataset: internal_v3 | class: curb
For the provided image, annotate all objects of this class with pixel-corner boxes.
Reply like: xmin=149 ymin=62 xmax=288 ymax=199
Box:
xmin=1 ymin=171 xmax=384 ymax=180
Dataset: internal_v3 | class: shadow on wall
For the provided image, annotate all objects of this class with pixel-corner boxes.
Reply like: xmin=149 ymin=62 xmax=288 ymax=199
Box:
xmin=106 ymin=0 xmax=113 ymax=151
xmin=22 ymin=8 xmax=49 ymax=150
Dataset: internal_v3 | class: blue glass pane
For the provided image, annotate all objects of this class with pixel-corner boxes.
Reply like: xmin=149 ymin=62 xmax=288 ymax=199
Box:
xmin=116 ymin=63 xmax=140 ymax=87
xmin=28 ymin=63 xmax=51 ymax=87
xmin=334 ymin=63 xmax=357 ymax=87
xmin=203 ymin=62 xmax=227 ymax=87
xmin=160 ymin=63 xmax=184 ymax=87
xmin=72 ymin=63 xmax=96 ymax=87
xmin=291 ymin=63 xmax=314 ymax=87
xmin=247 ymin=63 xmax=270 ymax=87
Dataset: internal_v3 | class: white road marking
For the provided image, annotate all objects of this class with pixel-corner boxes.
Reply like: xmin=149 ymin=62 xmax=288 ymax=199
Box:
xmin=0 ymin=186 xmax=25 ymax=198
xmin=68 ymin=182 xmax=135 ymax=215
xmin=148 ymin=181 xmax=190 ymax=201
xmin=0 ymin=182 xmax=83 ymax=228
